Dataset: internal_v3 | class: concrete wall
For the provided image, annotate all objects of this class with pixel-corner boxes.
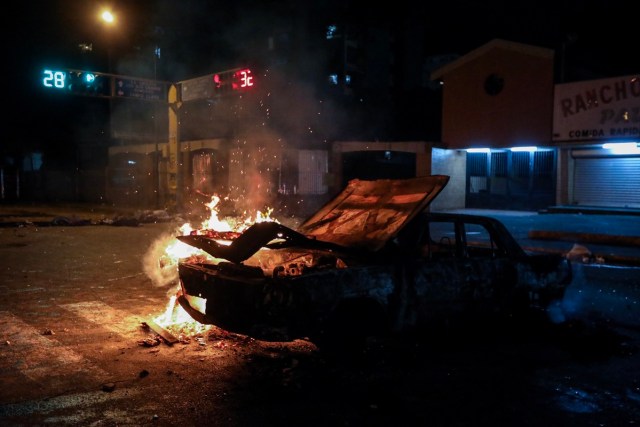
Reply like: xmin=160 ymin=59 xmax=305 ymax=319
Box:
xmin=430 ymin=148 xmax=466 ymax=210
xmin=330 ymin=140 xmax=433 ymax=194
xmin=556 ymin=148 xmax=570 ymax=205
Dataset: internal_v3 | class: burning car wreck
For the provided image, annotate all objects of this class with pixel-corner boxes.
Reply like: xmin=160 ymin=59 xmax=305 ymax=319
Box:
xmin=175 ymin=175 xmax=572 ymax=349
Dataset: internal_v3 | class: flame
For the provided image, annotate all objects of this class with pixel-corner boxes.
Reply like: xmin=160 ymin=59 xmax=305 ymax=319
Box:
xmin=200 ymin=195 xmax=233 ymax=231
xmin=152 ymin=289 xmax=212 ymax=337
xmin=155 ymin=294 xmax=191 ymax=325
xmin=148 ymin=195 xmax=278 ymax=336
xmin=157 ymin=195 xmax=278 ymax=272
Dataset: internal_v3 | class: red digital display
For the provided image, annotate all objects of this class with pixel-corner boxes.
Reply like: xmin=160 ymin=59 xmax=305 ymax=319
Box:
xmin=213 ymin=68 xmax=254 ymax=94
xmin=232 ymin=69 xmax=254 ymax=90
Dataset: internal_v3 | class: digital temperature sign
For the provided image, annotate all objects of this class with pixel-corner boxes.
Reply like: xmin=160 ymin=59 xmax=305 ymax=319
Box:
xmin=179 ymin=67 xmax=258 ymax=101
xmin=216 ymin=68 xmax=254 ymax=90
xmin=42 ymin=69 xmax=110 ymax=97
xmin=213 ymin=68 xmax=255 ymax=94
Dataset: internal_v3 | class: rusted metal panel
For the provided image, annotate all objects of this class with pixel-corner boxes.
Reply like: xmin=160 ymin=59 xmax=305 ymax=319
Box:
xmin=298 ymin=175 xmax=449 ymax=251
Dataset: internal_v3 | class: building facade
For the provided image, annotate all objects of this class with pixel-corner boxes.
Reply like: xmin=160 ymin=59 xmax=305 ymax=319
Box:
xmin=430 ymin=39 xmax=557 ymax=211
xmin=553 ymin=75 xmax=640 ymax=208
xmin=431 ymin=39 xmax=639 ymax=211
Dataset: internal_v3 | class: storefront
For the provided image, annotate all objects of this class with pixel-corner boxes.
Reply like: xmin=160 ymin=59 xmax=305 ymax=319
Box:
xmin=554 ymin=75 xmax=640 ymax=209
xmin=568 ymin=147 xmax=640 ymax=208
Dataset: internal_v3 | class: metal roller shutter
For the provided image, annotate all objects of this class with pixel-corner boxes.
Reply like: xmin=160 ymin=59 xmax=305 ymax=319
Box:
xmin=573 ymin=157 xmax=640 ymax=208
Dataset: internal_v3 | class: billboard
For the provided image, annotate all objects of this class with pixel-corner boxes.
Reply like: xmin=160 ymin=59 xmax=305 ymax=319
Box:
xmin=553 ymin=75 xmax=640 ymax=142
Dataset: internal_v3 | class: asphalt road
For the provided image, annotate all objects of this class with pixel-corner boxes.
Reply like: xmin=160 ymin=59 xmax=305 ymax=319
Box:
xmin=0 ymin=208 xmax=638 ymax=426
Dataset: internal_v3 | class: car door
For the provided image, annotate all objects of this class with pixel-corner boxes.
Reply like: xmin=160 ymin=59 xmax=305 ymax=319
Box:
xmin=458 ymin=219 xmax=518 ymax=309
xmin=410 ymin=218 xmax=471 ymax=323
xmin=411 ymin=216 xmax=517 ymax=323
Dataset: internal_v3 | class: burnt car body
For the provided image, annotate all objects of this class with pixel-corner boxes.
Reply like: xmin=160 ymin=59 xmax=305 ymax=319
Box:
xmin=176 ymin=175 xmax=572 ymax=347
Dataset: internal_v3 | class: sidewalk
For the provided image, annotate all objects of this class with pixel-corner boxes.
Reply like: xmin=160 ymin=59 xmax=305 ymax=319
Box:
xmin=0 ymin=202 xmax=176 ymax=228
xmin=541 ymin=205 xmax=640 ymax=217
xmin=0 ymin=202 xmax=137 ymax=223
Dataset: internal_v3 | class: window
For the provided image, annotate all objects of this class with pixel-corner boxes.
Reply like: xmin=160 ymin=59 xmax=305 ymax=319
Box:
xmin=426 ymin=221 xmax=457 ymax=257
xmin=298 ymin=150 xmax=328 ymax=195
xmin=463 ymin=222 xmax=505 ymax=258
xmin=484 ymin=74 xmax=504 ymax=95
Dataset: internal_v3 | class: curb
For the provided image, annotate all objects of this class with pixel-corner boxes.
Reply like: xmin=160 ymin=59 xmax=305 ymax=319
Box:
xmin=528 ymin=230 xmax=640 ymax=248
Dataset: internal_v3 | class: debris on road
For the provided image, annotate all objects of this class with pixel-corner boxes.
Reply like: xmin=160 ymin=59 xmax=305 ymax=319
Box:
xmin=141 ymin=320 xmax=178 ymax=346
xmin=137 ymin=336 xmax=163 ymax=347
xmin=102 ymin=382 xmax=116 ymax=392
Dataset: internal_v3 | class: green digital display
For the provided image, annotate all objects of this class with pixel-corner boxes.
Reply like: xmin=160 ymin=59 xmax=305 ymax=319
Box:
xmin=43 ymin=69 xmax=68 ymax=89
xmin=42 ymin=69 xmax=110 ymax=96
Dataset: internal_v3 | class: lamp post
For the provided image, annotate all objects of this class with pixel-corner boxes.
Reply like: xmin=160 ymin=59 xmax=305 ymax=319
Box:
xmin=99 ymin=8 xmax=116 ymax=149
xmin=153 ymin=45 xmax=161 ymax=208
xmin=99 ymin=10 xmax=115 ymax=73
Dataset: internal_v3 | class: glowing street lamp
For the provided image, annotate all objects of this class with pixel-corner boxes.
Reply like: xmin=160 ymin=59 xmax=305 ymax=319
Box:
xmin=98 ymin=9 xmax=116 ymax=72
xmin=100 ymin=10 xmax=115 ymax=25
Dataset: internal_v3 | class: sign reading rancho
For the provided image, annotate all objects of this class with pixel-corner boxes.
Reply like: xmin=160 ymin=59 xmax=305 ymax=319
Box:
xmin=552 ymin=75 xmax=640 ymax=142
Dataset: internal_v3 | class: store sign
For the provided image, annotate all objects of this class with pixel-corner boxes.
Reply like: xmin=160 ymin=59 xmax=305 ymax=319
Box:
xmin=552 ymin=75 xmax=640 ymax=142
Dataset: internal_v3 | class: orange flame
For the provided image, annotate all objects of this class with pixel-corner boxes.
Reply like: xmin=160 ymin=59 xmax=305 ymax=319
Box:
xmin=151 ymin=195 xmax=278 ymax=335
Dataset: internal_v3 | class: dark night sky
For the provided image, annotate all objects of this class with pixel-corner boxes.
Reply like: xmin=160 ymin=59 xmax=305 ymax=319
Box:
xmin=4 ymin=0 xmax=637 ymax=155
xmin=11 ymin=0 xmax=637 ymax=84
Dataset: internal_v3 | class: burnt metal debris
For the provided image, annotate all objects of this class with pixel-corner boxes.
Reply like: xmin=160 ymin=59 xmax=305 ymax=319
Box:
xmin=175 ymin=176 xmax=573 ymax=349
xmin=142 ymin=320 xmax=179 ymax=346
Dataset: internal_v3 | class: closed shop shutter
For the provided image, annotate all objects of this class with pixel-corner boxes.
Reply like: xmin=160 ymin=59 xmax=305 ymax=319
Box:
xmin=573 ymin=157 xmax=640 ymax=208
xmin=298 ymin=150 xmax=328 ymax=195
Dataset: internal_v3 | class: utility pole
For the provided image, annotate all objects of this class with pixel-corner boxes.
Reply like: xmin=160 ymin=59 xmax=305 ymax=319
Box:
xmin=167 ymin=84 xmax=180 ymax=210
xmin=154 ymin=45 xmax=160 ymax=208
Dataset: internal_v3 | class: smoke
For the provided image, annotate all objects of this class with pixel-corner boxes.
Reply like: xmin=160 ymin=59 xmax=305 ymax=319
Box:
xmin=256 ymin=69 xmax=347 ymax=143
xmin=226 ymin=126 xmax=283 ymax=214
xmin=558 ymin=264 xmax=640 ymax=328
xmin=110 ymin=1 xmax=352 ymax=219
xmin=142 ymin=229 xmax=182 ymax=288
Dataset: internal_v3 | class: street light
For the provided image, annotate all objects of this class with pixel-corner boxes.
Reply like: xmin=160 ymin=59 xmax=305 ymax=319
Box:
xmin=97 ymin=9 xmax=162 ymax=209
xmin=153 ymin=45 xmax=161 ymax=208
xmin=100 ymin=10 xmax=115 ymax=25
xmin=98 ymin=8 xmax=116 ymax=204
xmin=99 ymin=9 xmax=116 ymax=72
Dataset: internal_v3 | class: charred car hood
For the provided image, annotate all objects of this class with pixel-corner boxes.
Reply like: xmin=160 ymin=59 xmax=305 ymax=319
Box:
xmin=177 ymin=175 xmax=450 ymax=263
xmin=297 ymin=175 xmax=449 ymax=250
